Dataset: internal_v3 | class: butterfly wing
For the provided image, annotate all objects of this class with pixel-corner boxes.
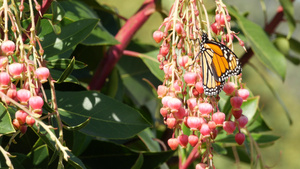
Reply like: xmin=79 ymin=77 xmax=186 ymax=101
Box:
xmin=201 ymin=39 xmax=241 ymax=96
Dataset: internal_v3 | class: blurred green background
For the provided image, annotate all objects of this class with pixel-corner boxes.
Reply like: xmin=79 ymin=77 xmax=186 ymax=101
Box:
xmin=100 ymin=0 xmax=300 ymax=168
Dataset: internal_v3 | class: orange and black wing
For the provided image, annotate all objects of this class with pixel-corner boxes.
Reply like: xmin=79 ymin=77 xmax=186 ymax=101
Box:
xmin=200 ymin=34 xmax=241 ymax=96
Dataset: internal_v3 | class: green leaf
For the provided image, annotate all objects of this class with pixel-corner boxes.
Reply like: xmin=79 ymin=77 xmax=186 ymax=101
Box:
xmin=240 ymin=96 xmax=260 ymax=123
xmin=229 ymin=7 xmax=286 ymax=80
xmin=63 ymin=117 xmax=90 ymax=131
xmin=0 ymin=103 xmax=15 ymax=134
xmin=56 ymin=57 xmax=76 ymax=83
xmin=54 ymin=91 xmax=150 ymax=139
xmin=47 ymin=58 xmax=87 ymax=70
xmin=247 ymin=111 xmax=272 ymax=133
xmin=50 ymin=69 xmax=79 ymax=83
xmin=224 ymin=147 xmax=251 ymax=164
xmin=212 ymin=143 xmax=227 ymax=155
xmin=27 ymin=145 xmax=49 ymax=168
xmin=31 ymin=127 xmax=86 ymax=169
xmin=67 ymin=151 xmax=87 ymax=169
xmin=251 ymin=133 xmax=280 ymax=144
xmin=131 ymin=154 xmax=144 ymax=169
xmin=117 ymin=55 xmax=161 ymax=107
xmin=51 ymin=1 xmax=65 ymax=25
xmin=43 ymin=100 xmax=55 ymax=113
xmin=289 ymin=37 xmax=300 ymax=54
xmin=80 ymin=140 xmax=174 ymax=169
xmin=249 ymin=63 xmax=292 ymax=125
xmin=279 ymin=0 xmax=295 ymax=39
xmin=59 ymin=0 xmax=119 ymax=45
xmin=71 ymin=131 xmax=93 ymax=157
xmin=140 ymin=50 xmax=164 ymax=81
xmin=41 ymin=19 xmax=98 ymax=58
xmin=138 ymin=128 xmax=161 ymax=152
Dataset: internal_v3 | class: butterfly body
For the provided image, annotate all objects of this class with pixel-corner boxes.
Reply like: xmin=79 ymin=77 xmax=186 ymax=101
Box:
xmin=199 ymin=33 xmax=242 ymax=96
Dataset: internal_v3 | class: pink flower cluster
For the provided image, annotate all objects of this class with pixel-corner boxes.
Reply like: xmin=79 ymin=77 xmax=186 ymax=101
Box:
xmin=0 ymin=40 xmax=50 ymax=134
xmin=153 ymin=0 xmax=249 ymax=166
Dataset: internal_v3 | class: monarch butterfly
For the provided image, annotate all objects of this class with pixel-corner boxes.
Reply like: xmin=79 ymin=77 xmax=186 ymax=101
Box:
xmin=199 ymin=33 xmax=242 ymax=96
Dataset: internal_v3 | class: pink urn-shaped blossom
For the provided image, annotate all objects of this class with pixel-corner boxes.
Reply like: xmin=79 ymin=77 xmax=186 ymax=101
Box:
xmin=157 ymin=85 xmax=168 ymax=98
xmin=153 ymin=30 xmax=164 ymax=43
xmin=1 ymin=40 xmax=16 ymax=55
xmin=178 ymin=55 xmax=189 ymax=67
xmin=0 ymin=72 xmax=11 ymax=89
xmin=199 ymin=102 xmax=213 ymax=116
xmin=237 ymin=115 xmax=248 ymax=128
xmin=187 ymin=98 xmax=197 ymax=111
xmin=188 ymin=134 xmax=198 ymax=147
xmin=167 ymin=97 xmax=182 ymax=112
xmin=15 ymin=110 xmax=28 ymax=124
xmin=26 ymin=116 xmax=35 ymax=127
xmin=223 ymin=82 xmax=235 ymax=95
xmin=187 ymin=116 xmax=202 ymax=130
xmin=17 ymin=89 xmax=31 ymax=104
xmin=235 ymin=133 xmax=245 ymax=145
xmin=178 ymin=134 xmax=188 ymax=148
xmin=9 ymin=63 xmax=24 ymax=79
xmin=238 ymin=89 xmax=250 ymax=101
xmin=223 ymin=121 xmax=236 ymax=134
xmin=230 ymin=96 xmax=243 ymax=109
xmin=212 ymin=112 xmax=225 ymax=126
xmin=35 ymin=67 xmax=50 ymax=83
xmin=29 ymin=96 xmax=44 ymax=112
xmin=168 ymin=138 xmax=179 ymax=150
xmin=200 ymin=123 xmax=211 ymax=137
xmin=184 ymin=72 xmax=197 ymax=85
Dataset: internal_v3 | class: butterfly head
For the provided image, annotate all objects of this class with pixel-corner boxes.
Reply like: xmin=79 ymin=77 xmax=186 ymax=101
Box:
xmin=201 ymin=33 xmax=209 ymax=43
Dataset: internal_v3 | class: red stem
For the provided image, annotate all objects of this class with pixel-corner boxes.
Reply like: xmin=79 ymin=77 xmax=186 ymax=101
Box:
xmin=22 ymin=0 xmax=53 ymax=41
xmin=88 ymin=0 xmax=155 ymax=90
xmin=180 ymin=143 xmax=200 ymax=169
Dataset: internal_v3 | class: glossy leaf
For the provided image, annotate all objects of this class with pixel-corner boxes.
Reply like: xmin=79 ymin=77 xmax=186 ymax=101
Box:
xmin=54 ymin=91 xmax=150 ymax=139
xmin=27 ymin=145 xmax=49 ymax=168
xmin=67 ymin=151 xmax=87 ymax=169
xmin=41 ymin=19 xmax=98 ymax=58
xmin=212 ymin=143 xmax=227 ymax=155
xmin=50 ymin=69 xmax=78 ymax=84
xmin=131 ymin=154 xmax=144 ymax=169
xmin=138 ymin=128 xmax=161 ymax=152
xmin=250 ymin=63 xmax=292 ymax=124
xmin=63 ymin=117 xmax=90 ymax=131
xmin=80 ymin=140 xmax=174 ymax=169
xmin=56 ymin=57 xmax=75 ymax=83
xmin=251 ymin=133 xmax=280 ymax=144
xmin=31 ymin=126 xmax=86 ymax=169
xmin=140 ymin=50 xmax=164 ymax=81
xmin=71 ymin=131 xmax=93 ymax=157
xmin=58 ymin=0 xmax=119 ymax=45
xmin=224 ymin=147 xmax=251 ymax=164
xmin=240 ymin=96 xmax=260 ymax=123
xmin=0 ymin=103 xmax=15 ymax=134
xmin=47 ymin=58 xmax=87 ymax=70
xmin=229 ymin=7 xmax=286 ymax=80
xmin=279 ymin=0 xmax=295 ymax=39
xmin=51 ymin=1 xmax=65 ymax=25
xmin=247 ymin=111 xmax=272 ymax=133
xmin=117 ymin=55 xmax=161 ymax=107
xmin=289 ymin=37 xmax=300 ymax=54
